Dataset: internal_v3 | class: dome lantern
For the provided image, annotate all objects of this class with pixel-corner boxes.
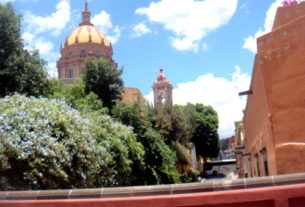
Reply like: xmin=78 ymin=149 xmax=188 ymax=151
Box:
xmin=80 ymin=1 xmax=93 ymax=26
xmin=157 ymin=68 xmax=166 ymax=81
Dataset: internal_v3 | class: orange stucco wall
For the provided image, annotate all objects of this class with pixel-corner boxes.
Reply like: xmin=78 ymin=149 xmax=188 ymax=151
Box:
xmin=243 ymin=2 xmax=305 ymax=176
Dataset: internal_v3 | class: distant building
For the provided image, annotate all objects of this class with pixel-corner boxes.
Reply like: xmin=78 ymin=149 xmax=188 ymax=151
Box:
xmin=121 ymin=88 xmax=145 ymax=105
xmin=153 ymin=69 xmax=173 ymax=108
xmin=219 ymin=136 xmax=235 ymax=160
xmin=237 ymin=2 xmax=305 ymax=177
xmin=57 ymin=2 xmax=144 ymax=104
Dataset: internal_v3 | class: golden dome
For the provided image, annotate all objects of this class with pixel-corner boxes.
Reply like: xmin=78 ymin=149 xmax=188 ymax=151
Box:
xmin=64 ymin=1 xmax=110 ymax=47
xmin=66 ymin=25 xmax=110 ymax=47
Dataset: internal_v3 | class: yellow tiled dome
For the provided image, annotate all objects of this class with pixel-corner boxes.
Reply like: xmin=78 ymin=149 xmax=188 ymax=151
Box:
xmin=66 ymin=25 xmax=110 ymax=47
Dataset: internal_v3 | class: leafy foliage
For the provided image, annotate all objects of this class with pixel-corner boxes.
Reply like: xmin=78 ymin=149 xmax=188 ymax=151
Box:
xmin=0 ymin=3 xmax=49 ymax=97
xmin=112 ymin=101 xmax=151 ymax=134
xmin=83 ymin=58 xmax=123 ymax=110
xmin=49 ymin=79 xmax=108 ymax=113
xmin=0 ymin=94 xmax=145 ymax=190
xmin=112 ymin=101 xmax=180 ymax=184
xmin=172 ymin=142 xmax=192 ymax=165
xmin=149 ymin=107 xmax=172 ymax=142
xmin=190 ymin=103 xmax=220 ymax=159
xmin=139 ymin=128 xmax=180 ymax=184
xmin=168 ymin=105 xmax=192 ymax=145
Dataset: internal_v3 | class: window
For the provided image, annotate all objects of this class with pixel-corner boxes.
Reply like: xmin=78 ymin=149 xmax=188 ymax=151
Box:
xmin=255 ymin=153 xmax=261 ymax=177
xmin=261 ymin=148 xmax=269 ymax=176
xmin=68 ymin=69 xmax=74 ymax=78
xmin=80 ymin=49 xmax=86 ymax=55
xmin=94 ymin=50 xmax=100 ymax=55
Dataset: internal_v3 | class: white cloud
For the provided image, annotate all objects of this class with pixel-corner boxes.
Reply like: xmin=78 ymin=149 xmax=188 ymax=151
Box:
xmin=136 ymin=0 xmax=238 ymax=52
xmin=22 ymin=32 xmax=54 ymax=56
xmin=107 ymin=26 xmax=121 ymax=44
xmin=22 ymin=32 xmax=58 ymax=77
xmin=92 ymin=10 xmax=121 ymax=44
xmin=23 ymin=0 xmax=71 ymax=36
xmin=21 ymin=0 xmax=71 ymax=77
xmin=243 ymin=0 xmax=280 ymax=53
xmin=47 ymin=62 xmax=58 ymax=78
xmin=34 ymin=39 xmax=54 ymax=56
xmin=92 ymin=10 xmax=113 ymax=32
xmin=145 ymin=66 xmax=251 ymax=138
xmin=132 ymin=23 xmax=152 ymax=37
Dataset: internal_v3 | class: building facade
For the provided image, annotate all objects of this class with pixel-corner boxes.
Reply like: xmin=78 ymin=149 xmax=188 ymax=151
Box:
xmin=237 ymin=2 xmax=305 ymax=177
xmin=57 ymin=2 xmax=115 ymax=84
xmin=153 ymin=69 xmax=173 ymax=108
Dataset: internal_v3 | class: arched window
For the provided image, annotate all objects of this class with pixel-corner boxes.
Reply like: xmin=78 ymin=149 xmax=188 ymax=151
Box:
xmin=80 ymin=49 xmax=86 ymax=55
xmin=68 ymin=69 xmax=74 ymax=78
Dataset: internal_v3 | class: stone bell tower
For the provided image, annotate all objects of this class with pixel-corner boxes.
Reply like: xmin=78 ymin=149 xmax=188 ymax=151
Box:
xmin=153 ymin=69 xmax=173 ymax=108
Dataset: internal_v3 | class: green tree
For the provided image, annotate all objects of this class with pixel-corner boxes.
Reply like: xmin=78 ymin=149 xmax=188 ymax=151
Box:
xmin=82 ymin=58 xmax=123 ymax=110
xmin=139 ymin=128 xmax=180 ymax=184
xmin=0 ymin=3 xmax=49 ymax=97
xmin=148 ymin=106 xmax=172 ymax=142
xmin=112 ymin=101 xmax=151 ymax=134
xmin=49 ymin=79 xmax=108 ymax=113
xmin=112 ymin=101 xmax=180 ymax=184
xmin=169 ymin=105 xmax=191 ymax=145
xmin=191 ymin=104 xmax=220 ymax=159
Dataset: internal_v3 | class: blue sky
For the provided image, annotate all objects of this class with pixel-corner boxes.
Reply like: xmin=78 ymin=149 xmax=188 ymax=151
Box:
xmin=1 ymin=0 xmax=286 ymax=138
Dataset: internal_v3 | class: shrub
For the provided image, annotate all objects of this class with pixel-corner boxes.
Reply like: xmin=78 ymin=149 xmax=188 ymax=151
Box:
xmin=0 ymin=94 xmax=144 ymax=190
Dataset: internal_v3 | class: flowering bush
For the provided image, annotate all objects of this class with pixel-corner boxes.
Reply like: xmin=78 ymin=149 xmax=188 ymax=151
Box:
xmin=0 ymin=94 xmax=144 ymax=190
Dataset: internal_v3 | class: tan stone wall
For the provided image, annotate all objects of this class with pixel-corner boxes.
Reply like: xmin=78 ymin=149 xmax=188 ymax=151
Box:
xmin=121 ymin=88 xmax=145 ymax=105
xmin=272 ymin=2 xmax=305 ymax=30
xmin=243 ymin=3 xmax=305 ymax=177
xmin=243 ymin=57 xmax=276 ymax=176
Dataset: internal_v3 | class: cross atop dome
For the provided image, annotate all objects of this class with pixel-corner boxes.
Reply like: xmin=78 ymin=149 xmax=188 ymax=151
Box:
xmin=281 ymin=0 xmax=298 ymax=7
xmin=85 ymin=0 xmax=88 ymax=11
xmin=80 ymin=1 xmax=93 ymax=26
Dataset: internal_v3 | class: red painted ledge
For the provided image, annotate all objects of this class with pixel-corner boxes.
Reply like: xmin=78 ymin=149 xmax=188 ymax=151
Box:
xmin=0 ymin=183 xmax=305 ymax=207
xmin=1 ymin=173 xmax=305 ymax=207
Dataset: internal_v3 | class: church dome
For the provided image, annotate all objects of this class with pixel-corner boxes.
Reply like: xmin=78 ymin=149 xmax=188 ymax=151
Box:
xmin=65 ymin=25 xmax=110 ymax=47
xmin=57 ymin=1 xmax=115 ymax=84
xmin=63 ymin=1 xmax=110 ymax=48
